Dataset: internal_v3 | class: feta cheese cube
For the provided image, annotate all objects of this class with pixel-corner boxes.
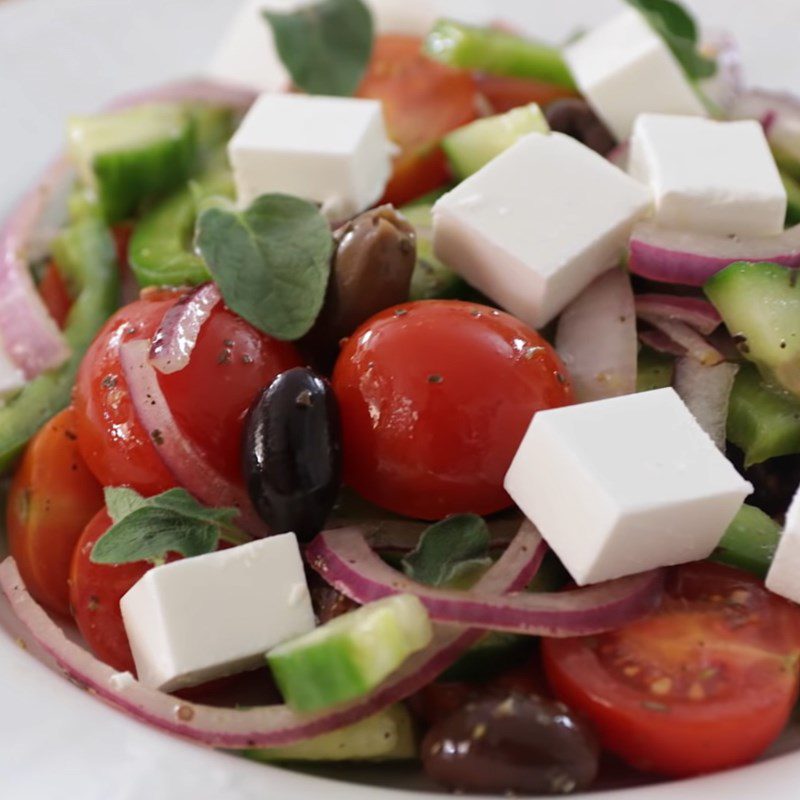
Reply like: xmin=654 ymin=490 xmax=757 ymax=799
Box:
xmin=432 ymin=132 xmax=651 ymax=329
xmin=120 ymin=533 xmax=315 ymax=692
xmin=629 ymin=114 xmax=787 ymax=237
xmin=504 ymin=388 xmax=752 ymax=585
xmin=208 ymin=0 xmax=439 ymax=92
xmin=564 ymin=9 xmax=708 ymax=142
xmin=229 ymin=93 xmax=392 ymax=218
xmin=0 ymin=337 xmax=25 ymax=401
xmin=766 ymin=489 xmax=800 ymax=603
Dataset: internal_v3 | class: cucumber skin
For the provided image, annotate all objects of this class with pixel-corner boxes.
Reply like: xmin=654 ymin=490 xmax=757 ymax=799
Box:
xmin=705 ymin=261 xmax=800 ymax=398
xmin=637 ymin=349 xmax=675 ymax=393
xmin=0 ymin=218 xmax=120 ymax=474
xmin=712 ymin=504 xmax=781 ymax=579
xmin=727 ymin=364 xmax=800 ymax=467
xmin=781 ymin=170 xmax=800 ymax=227
xmin=129 ymin=165 xmax=234 ymax=288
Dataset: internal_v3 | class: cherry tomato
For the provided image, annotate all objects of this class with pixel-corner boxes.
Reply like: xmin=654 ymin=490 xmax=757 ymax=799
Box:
xmin=542 ymin=562 xmax=800 ymax=778
xmin=6 ymin=409 xmax=104 ymax=616
xmin=69 ymin=509 xmax=171 ymax=672
xmin=332 ymin=301 xmax=573 ymax=519
xmin=74 ymin=291 xmax=303 ymax=496
xmin=38 ymin=262 xmax=72 ymax=329
xmin=357 ymin=35 xmax=479 ymax=206
xmin=476 ymin=74 xmax=578 ymax=114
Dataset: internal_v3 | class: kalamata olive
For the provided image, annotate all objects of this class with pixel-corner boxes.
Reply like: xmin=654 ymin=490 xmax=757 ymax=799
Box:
xmin=243 ymin=367 xmax=342 ymax=542
xmin=303 ymin=205 xmax=417 ymax=369
xmin=729 ymin=447 xmax=800 ymax=516
xmin=422 ymin=693 xmax=599 ymax=795
xmin=545 ymin=99 xmax=617 ymax=156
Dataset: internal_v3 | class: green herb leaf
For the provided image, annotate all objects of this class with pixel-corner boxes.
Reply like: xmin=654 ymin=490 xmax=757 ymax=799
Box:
xmin=625 ymin=0 xmax=717 ymax=80
xmin=263 ymin=0 xmax=374 ymax=97
xmin=91 ymin=487 xmax=241 ymax=565
xmin=402 ymin=514 xmax=493 ymax=588
xmin=196 ymin=194 xmax=334 ymax=341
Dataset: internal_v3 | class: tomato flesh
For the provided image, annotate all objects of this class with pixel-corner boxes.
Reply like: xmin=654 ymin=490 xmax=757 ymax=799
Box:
xmin=476 ymin=74 xmax=578 ymax=114
xmin=38 ymin=262 xmax=73 ymax=329
xmin=357 ymin=35 xmax=479 ymax=206
xmin=74 ymin=291 xmax=302 ymax=496
xmin=542 ymin=562 xmax=800 ymax=777
xmin=6 ymin=409 xmax=104 ymax=616
xmin=332 ymin=300 xmax=573 ymax=520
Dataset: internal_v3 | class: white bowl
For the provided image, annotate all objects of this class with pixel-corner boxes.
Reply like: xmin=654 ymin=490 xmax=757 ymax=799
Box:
xmin=3 ymin=1 xmax=800 ymax=797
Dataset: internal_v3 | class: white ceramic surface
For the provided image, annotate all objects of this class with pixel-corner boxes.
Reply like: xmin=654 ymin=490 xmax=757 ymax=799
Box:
xmin=2 ymin=1 xmax=800 ymax=797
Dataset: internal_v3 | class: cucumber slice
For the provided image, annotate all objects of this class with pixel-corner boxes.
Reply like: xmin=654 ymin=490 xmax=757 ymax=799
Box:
xmin=442 ymin=104 xmax=550 ymax=180
xmin=637 ymin=348 xmax=675 ymax=393
xmin=727 ymin=364 xmax=800 ymax=467
xmin=243 ymin=705 xmax=416 ymax=763
xmin=712 ymin=504 xmax=781 ymax=578
xmin=781 ymin=170 xmax=800 ymax=227
xmin=68 ymin=104 xmax=196 ymax=223
xmin=128 ymin=160 xmax=234 ymax=288
xmin=268 ymin=595 xmax=433 ymax=713
xmin=705 ymin=261 xmax=800 ymax=398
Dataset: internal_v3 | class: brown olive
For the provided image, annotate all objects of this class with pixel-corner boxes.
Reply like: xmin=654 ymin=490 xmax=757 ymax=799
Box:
xmin=303 ymin=205 xmax=417 ymax=369
xmin=545 ymin=99 xmax=617 ymax=156
xmin=422 ymin=692 xmax=599 ymax=795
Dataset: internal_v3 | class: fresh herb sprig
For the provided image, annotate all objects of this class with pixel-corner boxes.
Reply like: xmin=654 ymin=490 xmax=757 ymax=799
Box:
xmin=91 ymin=487 xmax=247 ymax=566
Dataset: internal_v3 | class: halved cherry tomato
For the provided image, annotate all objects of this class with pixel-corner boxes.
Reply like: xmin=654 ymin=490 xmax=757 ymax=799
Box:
xmin=38 ymin=262 xmax=73 ymax=329
xmin=69 ymin=509 xmax=171 ymax=672
xmin=476 ymin=74 xmax=578 ymax=115
xmin=6 ymin=409 xmax=104 ymax=616
xmin=332 ymin=301 xmax=573 ymax=520
xmin=542 ymin=561 xmax=800 ymax=778
xmin=74 ymin=291 xmax=303 ymax=496
xmin=357 ymin=35 xmax=479 ymax=206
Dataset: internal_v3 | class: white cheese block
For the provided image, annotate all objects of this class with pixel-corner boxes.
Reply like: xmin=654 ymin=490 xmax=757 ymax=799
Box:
xmin=504 ymin=388 xmax=752 ymax=586
xmin=207 ymin=0 xmax=439 ymax=92
xmin=121 ymin=533 xmax=315 ymax=692
xmin=629 ymin=114 xmax=787 ymax=237
xmin=228 ymin=93 xmax=392 ymax=219
xmin=0 ymin=335 xmax=25 ymax=402
xmin=432 ymin=132 xmax=651 ymax=329
xmin=564 ymin=9 xmax=708 ymax=142
xmin=766 ymin=489 xmax=800 ymax=603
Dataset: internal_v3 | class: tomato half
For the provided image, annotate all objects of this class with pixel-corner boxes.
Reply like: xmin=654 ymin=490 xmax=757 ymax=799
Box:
xmin=476 ymin=74 xmax=578 ymax=114
xmin=74 ymin=291 xmax=303 ymax=496
xmin=69 ymin=509 xmax=168 ymax=672
xmin=332 ymin=300 xmax=573 ymax=520
xmin=357 ymin=35 xmax=479 ymax=206
xmin=542 ymin=562 xmax=800 ymax=778
xmin=6 ymin=408 xmax=104 ymax=616
xmin=38 ymin=262 xmax=73 ymax=329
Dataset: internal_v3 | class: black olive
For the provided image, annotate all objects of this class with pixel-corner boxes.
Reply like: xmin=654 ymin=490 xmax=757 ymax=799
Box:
xmin=545 ymin=98 xmax=617 ymax=156
xmin=422 ymin=693 xmax=599 ymax=795
xmin=243 ymin=367 xmax=342 ymax=541
xmin=728 ymin=447 xmax=800 ymax=517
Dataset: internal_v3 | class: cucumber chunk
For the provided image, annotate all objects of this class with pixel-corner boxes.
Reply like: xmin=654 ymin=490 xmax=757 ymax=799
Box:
xmin=442 ymin=104 xmax=549 ymax=180
xmin=268 ymin=595 xmax=433 ymax=713
xmin=705 ymin=261 xmax=800 ymax=398
xmin=712 ymin=504 xmax=781 ymax=578
xmin=243 ymin=705 xmax=416 ymax=763
xmin=425 ymin=20 xmax=576 ymax=89
xmin=727 ymin=364 xmax=800 ymax=467
xmin=68 ymin=104 xmax=196 ymax=223
xmin=781 ymin=170 xmax=800 ymax=227
xmin=637 ymin=348 xmax=675 ymax=393
xmin=128 ymin=160 xmax=234 ymax=288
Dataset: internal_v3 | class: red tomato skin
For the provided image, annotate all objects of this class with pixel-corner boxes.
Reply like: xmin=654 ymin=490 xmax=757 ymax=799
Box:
xmin=332 ymin=301 xmax=573 ymax=520
xmin=476 ymin=74 xmax=578 ymax=114
xmin=74 ymin=292 xmax=303 ymax=496
xmin=357 ymin=35 xmax=479 ymax=206
xmin=69 ymin=510 xmax=159 ymax=672
xmin=38 ymin=262 xmax=73 ymax=329
xmin=6 ymin=409 xmax=104 ymax=616
xmin=542 ymin=562 xmax=800 ymax=778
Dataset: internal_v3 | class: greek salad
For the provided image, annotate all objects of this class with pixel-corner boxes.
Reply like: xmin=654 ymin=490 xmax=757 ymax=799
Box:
xmin=5 ymin=0 xmax=800 ymax=794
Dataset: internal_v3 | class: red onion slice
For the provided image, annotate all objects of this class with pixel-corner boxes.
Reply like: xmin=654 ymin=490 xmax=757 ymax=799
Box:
xmin=149 ymin=284 xmax=222 ymax=374
xmin=700 ymin=31 xmax=744 ymax=112
xmin=638 ymin=328 xmax=687 ymax=359
xmin=556 ymin=268 xmax=637 ymax=403
xmin=119 ymin=339 xmax=267 ymax=537
xmin=629 ymin=221 xmax=800 ymax=287
xmin=0 ymin=157 xmax=73 ymax=378
xmin=730 ymin=89 xmax=800 ymax=161
xmin=0 ymin=520 xmax=540 ymax=748
xmin=638 ymin=312 xmax=724 ymax=366
xmin=635 ymin=294 xmax=722 ymax=336
xmin=673 ymin=358 xmax=739 ymax=450
xmin=307 ymin=525 xmax=663 ymax=637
